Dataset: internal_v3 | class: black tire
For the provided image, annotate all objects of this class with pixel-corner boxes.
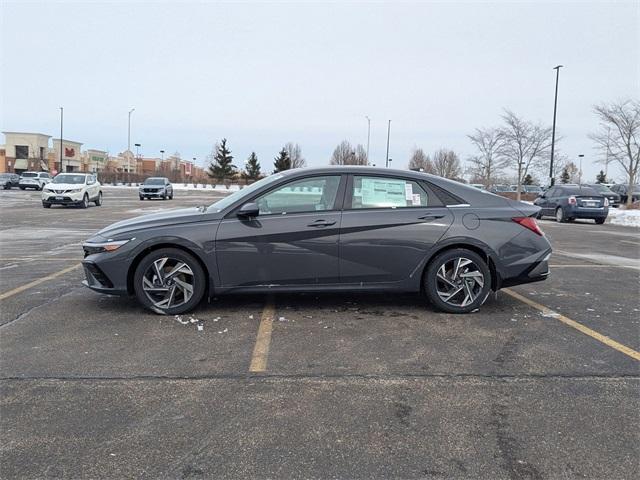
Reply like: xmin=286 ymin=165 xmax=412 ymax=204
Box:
xmin=536 ymin=210 xmax=543 ymax=219
xmin=80 ymin=193 xmax=89 ymax=209
xmin=19 ymin=187 xmax=25 ymax=190
xmin=133 ymin=248 xmax=206 ymax=315
xmin=95 ymin=191 xmax=103 ymax=206
xmin=140 ymin=196 xmax=144 ymax=201
xmin=555 ymin=207 xmax=566 ymax=223
xmin=169 ymin=192 xmax=173 ymax=200
xmin=162 ymin=192 xmax=167 ymax=200
xmin=595 ymin=218 xmax=606 ymax=225
xmin=424 ymin=248 xmax=492 ymax=314
xmin=42 ymin=203 xmax=51 ymax=209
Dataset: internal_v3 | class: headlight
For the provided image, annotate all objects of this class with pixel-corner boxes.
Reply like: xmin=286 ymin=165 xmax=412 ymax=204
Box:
xmin=44 ymin=187 xmax=54 ymax=192
xmin=82 ymin=238 xmax=134 ymax=255
xmin=70 ymin=188 xmax=83 ymax=193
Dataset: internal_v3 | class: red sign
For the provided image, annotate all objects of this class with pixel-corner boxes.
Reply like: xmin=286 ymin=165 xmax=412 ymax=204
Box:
xmin=65 ymin=147 xmax=75 ymax=158
xmin=185 ymin=162 xmax=192 ymax=176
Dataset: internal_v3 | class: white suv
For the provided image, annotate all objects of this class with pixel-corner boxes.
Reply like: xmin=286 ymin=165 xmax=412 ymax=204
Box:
xmin=42 ymin=173 xmax=103 ymax=209
xmin=19 ymin=171 xmax=52 ymax=190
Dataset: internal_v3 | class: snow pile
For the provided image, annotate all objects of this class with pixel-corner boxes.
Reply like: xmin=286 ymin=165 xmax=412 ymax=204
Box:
xmin=607 ymin=208 xmax=640 ymax=227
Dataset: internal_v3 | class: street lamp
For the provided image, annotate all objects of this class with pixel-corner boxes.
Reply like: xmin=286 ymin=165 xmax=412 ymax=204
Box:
xmin=549 ymin=65 xmax=563 ymax=186
xmin=160 ymin=150 xmax=165 ymax=161
xmin=59 ymin=107 xmax=63 ymax=174
xmin=365 ymin=116 xmax=371 ymax=162
xmin=578 ymin=154 xmax=584 ymax=185
xmin=134 ymin=143 xmax=141 ymax=158
xmin=385 ymin=120 xmax=391 ymax=168
xmin=127 ymin=108 xmax=135 ymax=180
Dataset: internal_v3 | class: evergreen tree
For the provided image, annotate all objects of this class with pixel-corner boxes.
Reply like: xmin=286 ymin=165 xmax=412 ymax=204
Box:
xmin=596 ymin=170 xmax=607 ymax=183
xmin=560 ymin=167 xmax=570 ymax=184
xmin=523 ymin=174 xmax=534 ymax=185
xmin=273 ymin=148 xmax=291 ymax=173
xmin=207 ymin=138 xmax=235 ymax=180
xmin=245 ymin=152 xmax=261 ymax=179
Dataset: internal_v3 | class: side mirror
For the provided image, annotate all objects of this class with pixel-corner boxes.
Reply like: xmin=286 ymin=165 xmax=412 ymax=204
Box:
xmin=237 ymin=202 xmax=259 ymax=218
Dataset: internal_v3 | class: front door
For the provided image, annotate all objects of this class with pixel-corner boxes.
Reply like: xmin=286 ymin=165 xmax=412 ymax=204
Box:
xmin=339 ymin=175 xmax=453 ymax=284
xmin=215 ymin=175 xmax=345 ymax=288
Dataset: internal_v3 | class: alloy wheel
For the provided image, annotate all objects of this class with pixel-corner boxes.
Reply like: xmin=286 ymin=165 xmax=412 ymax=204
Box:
xmin=142 ymin=257 xmax=195 ymax=310
xmin=435 ymin=257 xmax=485 ymax=308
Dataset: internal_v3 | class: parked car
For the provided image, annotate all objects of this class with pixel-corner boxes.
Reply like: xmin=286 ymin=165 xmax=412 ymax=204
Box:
xmin=584 ymin=184 xmax=621 ymax=207
xmin=609 ymin=184 xmax=640 ymax=205
xmin=0 ymin=173 xmax=20 ymax=189
xmin=42 ymin=173 xmax=103 ymax=208
xmin=469 ymin=183 xmax=487 ymax=190
xmin=139 ymin=177 xmax=173 ymax=200
xmin=489 ymin=184 xmax=514 ymax=194
xmin=19 ymin=171 xmax=51 ymax=190
xmin=534 ymin=185 xmax=609 ymax=224
xmin=82 ymin=167 xmax=551 ymax=315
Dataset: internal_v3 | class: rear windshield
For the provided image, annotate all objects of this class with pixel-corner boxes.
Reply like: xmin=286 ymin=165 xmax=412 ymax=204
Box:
xmin=21 ymin=172 xmax=37 ymax=177
xmin=560 ymin=186 xmax=599 ymax=196
xmin=144 ymin=178 xmax=166 ymax=185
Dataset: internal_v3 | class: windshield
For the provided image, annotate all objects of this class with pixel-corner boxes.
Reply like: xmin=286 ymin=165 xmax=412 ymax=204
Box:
xmin=562 ymin=187 xmax=599 ymax=196
xmin=21 ymin=172 xmax=37 ymax=177
xmin=52 ymin=174 xmax=86 ymax=184
xmin=589 ymin=184 xmax=613 ymax=193
xmin=144 ymin=178 xmax=166 ymax=185
xmin=207 ymin=173 xmax=286 ymax=212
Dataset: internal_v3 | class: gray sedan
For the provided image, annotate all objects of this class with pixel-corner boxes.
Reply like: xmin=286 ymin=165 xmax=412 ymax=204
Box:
xmin=82 ymin=167 xmax=551 ymax=315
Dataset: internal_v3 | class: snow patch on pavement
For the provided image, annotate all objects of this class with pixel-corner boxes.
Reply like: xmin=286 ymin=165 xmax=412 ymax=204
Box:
xmin=607 ymin=208 xmax=640 ymax=228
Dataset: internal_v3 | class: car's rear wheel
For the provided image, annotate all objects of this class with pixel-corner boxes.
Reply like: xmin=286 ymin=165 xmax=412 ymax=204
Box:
xmin=555 ymin=207 xmax=566 ymax=223
xmin=595 ymin=218 xmax=606 ymax=225
xmin=133 ymin=248 xmax=206 ymax=315
xmin=19 ymin=187 xmax=25 ymax=190
xmin=424 ymin=249 xmax=491 ymax=314
xmin=95 ymin=191 xmax=103 ymax=206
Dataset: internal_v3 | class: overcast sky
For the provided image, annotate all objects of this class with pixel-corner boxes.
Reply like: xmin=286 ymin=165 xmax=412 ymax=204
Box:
xmin=1 ymin=0 xmax=638 ymax=182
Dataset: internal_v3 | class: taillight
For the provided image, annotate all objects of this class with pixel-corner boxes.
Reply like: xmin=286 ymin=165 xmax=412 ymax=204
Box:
xmin=568 ymin=196 xmax=577 ymax=205
xmin=512 ymin=216 xmax=544 ymax=236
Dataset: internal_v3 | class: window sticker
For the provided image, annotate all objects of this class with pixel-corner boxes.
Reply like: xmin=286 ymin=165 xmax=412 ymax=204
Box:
xmin=360 ymin=178 xmax=407 ymax=207
xmin=404 ymin=182 xmax=414 ymax=200
xmin=412 ymin=193 xmax=421 ymax=206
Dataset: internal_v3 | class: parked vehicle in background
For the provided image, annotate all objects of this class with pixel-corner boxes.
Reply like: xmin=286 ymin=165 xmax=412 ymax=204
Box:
xmin=42 ymin=173 xmax=102 ymax=209
xmin=19 ymin=171 xmax=51 ymax=190
xmin=469 ymin=183 xmax=487 ymax=190
xmin=82 ymin=167 xmax=551 ymax=315
xmin=0 ymin=173 xmax=20 ymax=189
xmin=534 ymin=185 xmax=609 ymax=224
xmin=139 ymin=177 xmax=173 ymax=200
xmin=489 ymin=185 xmax=514 ymax=194
xmin=523 ymin=185 xmax=543 ymax=195
xmin=585 ymin=184 xmax=621 ymax=207
xmin=609 ymin=184 xmax=640 ymax=205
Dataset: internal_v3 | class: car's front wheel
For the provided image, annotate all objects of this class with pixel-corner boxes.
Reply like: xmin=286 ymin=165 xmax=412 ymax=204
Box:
xmin=133 ymin=248 xmax=206 ymax=315
xmin=80 ymin=193 xmax=89 ymax=209
xmin=424 ymin=248 xmax=491 ymax=314
xmin=595 ymin=218 xmax=606 ymax=225
xmin=95 ymin=191 xmax=103 ymax=206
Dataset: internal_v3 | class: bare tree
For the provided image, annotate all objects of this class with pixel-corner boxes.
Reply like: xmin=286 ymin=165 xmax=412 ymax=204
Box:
xmin=590 ymin=99 xmax=640 ymax=206
xmin=432 ymin=149 xmax=462 ymax=180
xmin=330 ymin=140 xmax=368 ymax=165
xmin=498 ymin=110 xmax=553 ymax=200
xmin=284 ymin=142 xmax=306 ymax=169
xmin=408 ymin=148 xmax=434 ymax=172
xmin=467 ymin=127 xmax=506 ymax=187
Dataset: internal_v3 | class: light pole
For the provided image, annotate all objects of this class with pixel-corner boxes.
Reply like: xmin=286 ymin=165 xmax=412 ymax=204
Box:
xmin=134 ymin=143 xmax=141 ymax=181
xmin=365 ymin=116 xmax=371 ymax=162
xmin=59 ymin=107 xmax=63 ymax=174
xmin=578 ymin=154 xmax=584 ymax=185
xmin=127 ymin=108 xmax=135 ymax=179
xmin=385 ymin=119 xmax=391 ymax=168
xmin=549 ymin=65 xmax=563 ymax=186
xmin=160 ymin=149 xmax=165 ymax=161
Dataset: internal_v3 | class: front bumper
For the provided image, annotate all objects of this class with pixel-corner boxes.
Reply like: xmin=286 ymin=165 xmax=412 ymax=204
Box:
xmin=139 ymin=189 xmax=165 ymax=197
xmin=82 ymin=261 xmax=128 ymax=295
xmin=42 ymin=190 xmax=84 ymax=204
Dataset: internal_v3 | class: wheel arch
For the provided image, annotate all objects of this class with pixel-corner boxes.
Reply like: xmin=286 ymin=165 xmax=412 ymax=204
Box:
xmin=126 ymin=242 xmax=211 ymax=296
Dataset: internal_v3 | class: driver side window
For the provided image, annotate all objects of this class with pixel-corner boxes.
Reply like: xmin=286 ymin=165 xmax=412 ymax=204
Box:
xmin=255 ymin=176 xmax=341 ymax=215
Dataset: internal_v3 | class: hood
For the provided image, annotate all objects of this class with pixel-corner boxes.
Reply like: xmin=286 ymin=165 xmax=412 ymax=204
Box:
xmin=45 ymin=183 xmax=84 ymax=190
xmin=96 ymin=206 xmax=220 ymax=238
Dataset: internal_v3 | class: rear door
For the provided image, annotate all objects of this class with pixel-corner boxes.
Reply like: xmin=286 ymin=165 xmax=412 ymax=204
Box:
xmin=339 ymin=174 xmax=453 ymax=285
xmin=215 ymin=174 xmax=345 ymax=288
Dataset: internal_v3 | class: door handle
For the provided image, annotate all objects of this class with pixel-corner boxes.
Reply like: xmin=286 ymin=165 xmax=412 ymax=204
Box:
xmin=307 ymin=219 xmax=336 ymax=227
xmin=418 ymin=214 xmax=445 ymax=220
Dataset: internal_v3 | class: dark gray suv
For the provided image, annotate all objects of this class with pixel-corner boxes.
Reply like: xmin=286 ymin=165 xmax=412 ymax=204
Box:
xmin=82 ymin=167 xmax=551 ymax=315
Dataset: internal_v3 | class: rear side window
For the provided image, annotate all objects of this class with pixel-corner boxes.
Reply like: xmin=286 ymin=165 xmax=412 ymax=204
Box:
xmin=350 ymin=176 xmax=429 ymax=209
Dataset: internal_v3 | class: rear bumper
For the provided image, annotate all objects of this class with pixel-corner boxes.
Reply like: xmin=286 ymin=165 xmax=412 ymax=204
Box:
xmin=566 ymin=206 xmax=608 ymax=219
xmin=498 ymin=247 xmax=552 ymax=289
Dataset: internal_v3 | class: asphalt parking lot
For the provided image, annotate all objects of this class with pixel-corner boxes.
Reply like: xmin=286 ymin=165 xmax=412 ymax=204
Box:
xmin=1 ymin=187 xmax=638 ymax=479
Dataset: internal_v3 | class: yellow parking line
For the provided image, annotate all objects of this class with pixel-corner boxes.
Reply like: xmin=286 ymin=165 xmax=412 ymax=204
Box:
xmin=249 ymin=299 xmax=276 ymax=373
xmin=0 ymin=264 xmax=82 ymax=301
xmin=504 ymin=289 xmax=640 ymax=362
